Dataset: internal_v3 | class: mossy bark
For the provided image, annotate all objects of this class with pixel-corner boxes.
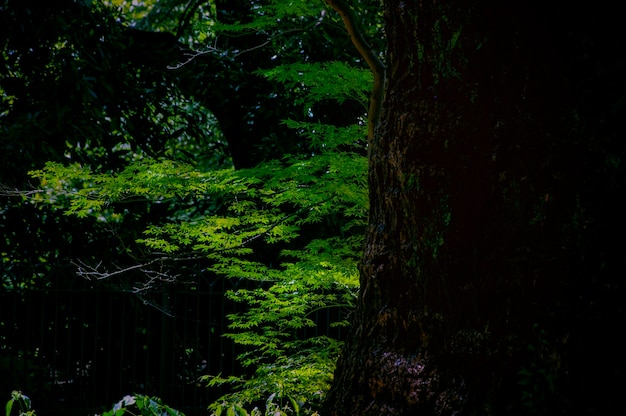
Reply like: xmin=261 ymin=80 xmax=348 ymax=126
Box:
xmin=324 ymin=1 xmax=626 ymax=415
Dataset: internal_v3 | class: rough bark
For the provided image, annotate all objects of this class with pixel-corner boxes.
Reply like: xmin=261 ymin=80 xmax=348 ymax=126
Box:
xmin=324 ymin=1 xmax=626 ymax=415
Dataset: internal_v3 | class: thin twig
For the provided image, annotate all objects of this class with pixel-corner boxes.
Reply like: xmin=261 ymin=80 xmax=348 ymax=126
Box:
xmin=167 ymin=28 xmax=305 ymax=69
xmin=0 ymin=184 xmax=45 ymax=197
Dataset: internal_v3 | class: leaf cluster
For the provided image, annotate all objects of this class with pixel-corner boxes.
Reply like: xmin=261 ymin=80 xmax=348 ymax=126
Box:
xmin=210 ymin=0 xmax=324 ymax=34
xmin=28 ymin=48 xmax=369 ymax=416
xmin=260 ymin=62 xmax=372 ymax=111
xmin=99 ymin=394 xmax=184 ymax=416
xmin=5 ymin=391 xmax=35 ymax=416
xmin=15 ymin=0 xmax=381 ymax=412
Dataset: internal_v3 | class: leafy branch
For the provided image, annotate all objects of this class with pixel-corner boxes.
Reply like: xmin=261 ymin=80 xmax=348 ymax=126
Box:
xmin=325 ymin=0 xmax=386 ymax=142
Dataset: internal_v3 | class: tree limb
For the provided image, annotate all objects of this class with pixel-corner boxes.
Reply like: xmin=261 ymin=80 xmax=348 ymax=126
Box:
xmin=325 ymin=0 xmax=386 ymax=144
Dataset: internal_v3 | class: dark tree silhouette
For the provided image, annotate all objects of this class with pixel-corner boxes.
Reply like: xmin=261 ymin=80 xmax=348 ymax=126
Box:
xmin=324 ymin=2 xmax=626 ymax=414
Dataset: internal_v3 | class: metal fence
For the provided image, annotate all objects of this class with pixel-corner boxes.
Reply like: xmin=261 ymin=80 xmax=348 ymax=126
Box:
xmin=1 ymin=276 xmax=246 ymax=415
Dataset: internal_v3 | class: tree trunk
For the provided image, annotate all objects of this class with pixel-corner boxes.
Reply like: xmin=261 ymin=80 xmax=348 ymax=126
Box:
xmin=324 ymin=2 xmax=625 ymax=415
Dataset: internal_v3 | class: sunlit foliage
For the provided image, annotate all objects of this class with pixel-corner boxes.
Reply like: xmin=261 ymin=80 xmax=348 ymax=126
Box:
xmin=18 ymin=1 xmax=381 ymax=413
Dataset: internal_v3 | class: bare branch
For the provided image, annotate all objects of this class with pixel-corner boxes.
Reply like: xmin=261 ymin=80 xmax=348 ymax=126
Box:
xmin=0 ymin=183 xmax=45 ymax=197
xmin=71 ymin=254 xmax=198 ymax=289
xmin=168 ymin=28 xmax=305 ymax=69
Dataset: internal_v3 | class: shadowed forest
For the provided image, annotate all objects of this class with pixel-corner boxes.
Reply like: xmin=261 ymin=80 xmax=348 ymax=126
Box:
xmin=2 ymin=1 xmax=625 ymax=415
